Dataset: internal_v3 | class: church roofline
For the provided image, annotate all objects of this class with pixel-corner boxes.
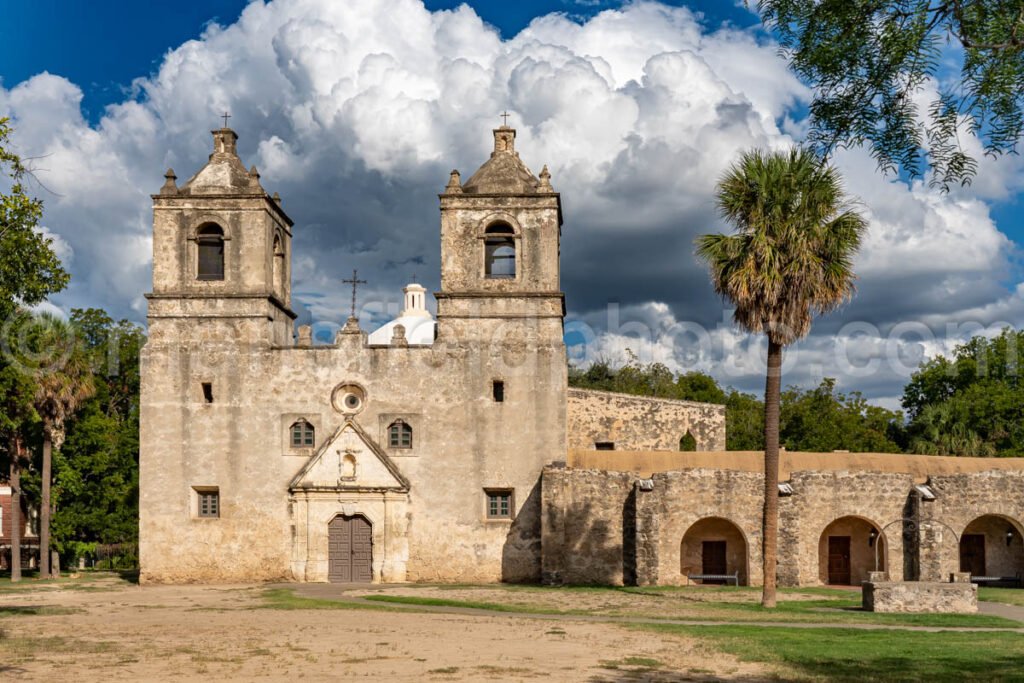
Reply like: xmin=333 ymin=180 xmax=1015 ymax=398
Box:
xmin=145 ymin=292 xmax=297 ymax=320
xmin=152 ymin=193 xmax=294 ymax=227
xmin=434 ymin=291 xmax=564 ymax=299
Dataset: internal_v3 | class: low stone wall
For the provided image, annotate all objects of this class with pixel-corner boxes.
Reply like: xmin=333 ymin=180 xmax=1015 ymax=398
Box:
xmin=566 ymin=389 xmax=725 ymax=451
xmin=863 ymin=581 xmax=977 ymax=613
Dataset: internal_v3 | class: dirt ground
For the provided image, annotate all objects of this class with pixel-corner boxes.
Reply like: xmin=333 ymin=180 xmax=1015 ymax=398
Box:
xmin=0 ymin=576 xmax=767 ymax=682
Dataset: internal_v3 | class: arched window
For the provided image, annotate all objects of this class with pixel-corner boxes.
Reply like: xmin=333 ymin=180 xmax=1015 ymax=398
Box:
xmin=290 ymin=419 xmax=315 ymax=448
xmin=484 ymin=223 xmax=516 ymax=279
xmin=679 ymin=431 xmax=697 ymax=451
xmin=273 ymin=233 xmax=285 ymax=294
xmin=197 ymin=224 xmax=225 ymax=280
xmin=388 ymin=420 xmax=413 ymax=448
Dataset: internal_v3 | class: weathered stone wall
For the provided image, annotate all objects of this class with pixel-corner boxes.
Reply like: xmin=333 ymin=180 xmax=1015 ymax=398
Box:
xmin=639 ymin=469 xmax=763 ymax=586
xmin=779 ymin=471 xmax=913 ymax=586
xmin=568 ymin=448 xmax=1024 ymax=478
xmin=540 ymin=467 xmax=634 ymax=585
xmin=917 ymin=471 xmax=1024 ymax=581
xmin=566 ymin=389 xmax=725 ymax=452
xmin=140 ymin=126 xmax=568 ymax=585
xmin=141 ymin=326 xmax=566 ymax=584
xmin=541 ymin=465 xmax=1024 ymax=587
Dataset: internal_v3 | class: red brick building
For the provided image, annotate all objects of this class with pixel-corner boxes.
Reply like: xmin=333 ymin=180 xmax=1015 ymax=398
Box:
xmin=0 ymin=484 xmax=40 ymax=571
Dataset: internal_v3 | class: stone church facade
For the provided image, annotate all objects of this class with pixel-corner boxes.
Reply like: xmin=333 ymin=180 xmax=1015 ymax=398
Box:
xmin=140 ymin=125 xmax=1023 ymax=588
xmin=139 ymin=124 xmax=721 ymax=584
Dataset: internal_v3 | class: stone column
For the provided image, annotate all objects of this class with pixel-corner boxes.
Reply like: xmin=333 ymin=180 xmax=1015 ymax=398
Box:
xmin=633 ymin=478 xmax=660 ymax=586
xmin=540 ymin=467 xmax=567 ymax=585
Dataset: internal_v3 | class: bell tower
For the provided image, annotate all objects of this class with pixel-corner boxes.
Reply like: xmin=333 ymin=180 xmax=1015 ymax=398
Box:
xmin=437 ymin=125 xmax=563 ymax=342
xmin=147 ymin=126 xmax=295 ymax=347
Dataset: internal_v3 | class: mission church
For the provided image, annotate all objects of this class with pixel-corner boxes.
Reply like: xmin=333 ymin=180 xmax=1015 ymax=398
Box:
xmin=139 ymin=122 xmax=721 ymax=584
xmin=140 ymin=123 xmax=1024 ymax=588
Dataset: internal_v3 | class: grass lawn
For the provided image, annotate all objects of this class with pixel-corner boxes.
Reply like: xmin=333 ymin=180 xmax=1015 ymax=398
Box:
xmin=262 ymin=587 xmax=404 ymax=612
xmin=639 ymin=623 xmax=1024 ymax=682
xmin=352 ymin=584 xmax=1021 ymax=628
xmin=980 ymin=587 xmax=1024 ymax=607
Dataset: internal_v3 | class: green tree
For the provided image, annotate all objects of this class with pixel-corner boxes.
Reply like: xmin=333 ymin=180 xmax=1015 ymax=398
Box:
xmin=31 ymin=313 xmax=95 ymax=577
xmin=902 ymin=328 xmax=1024 ymax=455
xmin=50 ymin=309 xmax=143 ymax=566
xmin=780 ymin=378 xmax=903 ymax=453
xmin=568 ymin=355 xmax=728 ymax=404
xmin=0 ymin=118 xmax=69 ymax=579
xmin=0 ymin=117 xmax=68 ymax=318
xmin=0 ymin=311 xmax=41 ymax=581
xmin=756 ymin=1 xmax=1024 ymax=189
xmin=696 ymin=147 xmax=867 ymax=607
xmin=726 ymin=390 xmax=766 ymax=450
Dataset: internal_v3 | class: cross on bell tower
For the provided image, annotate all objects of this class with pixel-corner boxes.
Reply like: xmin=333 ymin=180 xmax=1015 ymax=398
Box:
xmin=343 ymin=269 xmax=367 ymax=321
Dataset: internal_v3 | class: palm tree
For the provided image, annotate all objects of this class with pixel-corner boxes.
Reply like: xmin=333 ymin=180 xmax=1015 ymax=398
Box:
xmin=696 ymin=148 xmax=867 ymax=607
xmin=32 ymin=313 xmax=95 ymax=578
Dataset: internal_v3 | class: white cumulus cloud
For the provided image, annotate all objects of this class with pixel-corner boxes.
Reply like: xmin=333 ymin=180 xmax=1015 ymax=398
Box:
xmin=1 ymin=0 xmax=1021 ymax=403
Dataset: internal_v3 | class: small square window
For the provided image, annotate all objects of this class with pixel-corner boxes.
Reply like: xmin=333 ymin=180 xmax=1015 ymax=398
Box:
xmin=492 ymin=380 xmax=504 ymax=403
xmin=595 ymin=442 xmax=615 ymax=451
xmin=196 ymin=488 xmax=220 ymax=518
xmin=201 ymin=382 xmax=214 ymax=403
xmin=485 ymin=489 xmax=514 ymax=520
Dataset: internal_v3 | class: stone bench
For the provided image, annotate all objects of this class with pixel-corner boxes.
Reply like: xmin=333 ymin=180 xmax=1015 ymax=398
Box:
xmin=687 ymin=572 xmax=739 ymax=586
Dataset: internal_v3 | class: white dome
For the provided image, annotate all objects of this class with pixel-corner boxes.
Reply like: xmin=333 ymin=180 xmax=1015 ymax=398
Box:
xmin=368 ymin=282 xmax=436 ymax=346
xmin=368 ymin=314 xmax=436 ymax=346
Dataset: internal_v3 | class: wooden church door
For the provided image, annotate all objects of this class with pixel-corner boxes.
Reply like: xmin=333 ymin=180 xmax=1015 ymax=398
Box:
xmin=328 ymin=515 xmax=373 ymax=583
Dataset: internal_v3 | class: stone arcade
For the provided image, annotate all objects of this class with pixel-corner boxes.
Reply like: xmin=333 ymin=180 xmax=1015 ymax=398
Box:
xmin=140 ymin=125 xmax=1024 ymax=587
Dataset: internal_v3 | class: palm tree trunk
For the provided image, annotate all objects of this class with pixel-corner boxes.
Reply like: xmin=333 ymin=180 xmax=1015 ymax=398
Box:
xmin=9 ymin=437 xmax=22 ymax=582
xmin=40 ymin=430 xmax=52 ymax=579
xmin=761 ymin=339 xmax=783 ymax=608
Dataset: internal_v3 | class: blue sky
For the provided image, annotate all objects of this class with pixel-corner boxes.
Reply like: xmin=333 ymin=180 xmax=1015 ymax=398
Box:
xmin=2 ymin=0 xmax=1023 ymax=407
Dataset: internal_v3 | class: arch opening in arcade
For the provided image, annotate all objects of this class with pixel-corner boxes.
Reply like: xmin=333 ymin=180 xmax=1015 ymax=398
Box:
xmin=818 ymin=516 xmax=885 ymax=586
xmin=680 ymin=517 xmax=748 ymax=585
xmin=959 ymin=514 xmax=1024 ymax=582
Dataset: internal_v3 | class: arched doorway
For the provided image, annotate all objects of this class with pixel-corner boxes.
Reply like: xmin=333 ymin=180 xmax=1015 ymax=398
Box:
xmin=959 ymin=514 xmax=1024 ymax=579
xmin=680 ymin=517 xmax=748 ymax=585
xmin=328 ymin=514 xmax=372 ymax=583
xmin=818 ymin=516 xmax=885 ymax=585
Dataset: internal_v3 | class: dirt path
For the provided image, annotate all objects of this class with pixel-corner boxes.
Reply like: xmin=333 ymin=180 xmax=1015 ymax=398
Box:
xmin=0 ymin=578 xmax=766 ymax=682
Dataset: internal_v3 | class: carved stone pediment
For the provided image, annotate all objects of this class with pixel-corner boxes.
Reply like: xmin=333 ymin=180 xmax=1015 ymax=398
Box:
xmin=288 ymin=419 xmax=409 ymax=493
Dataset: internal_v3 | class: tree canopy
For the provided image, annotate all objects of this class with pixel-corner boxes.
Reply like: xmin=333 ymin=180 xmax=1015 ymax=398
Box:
xmin=48 ymin=309 xmax=144 ymax=563
xmin=0 ymin=117 xmax=68 ymax=318
xmin=902 ymin=328 xmax=1024 ymax=456
xmin=756 ymin=1 xmax=1024 ymax=189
